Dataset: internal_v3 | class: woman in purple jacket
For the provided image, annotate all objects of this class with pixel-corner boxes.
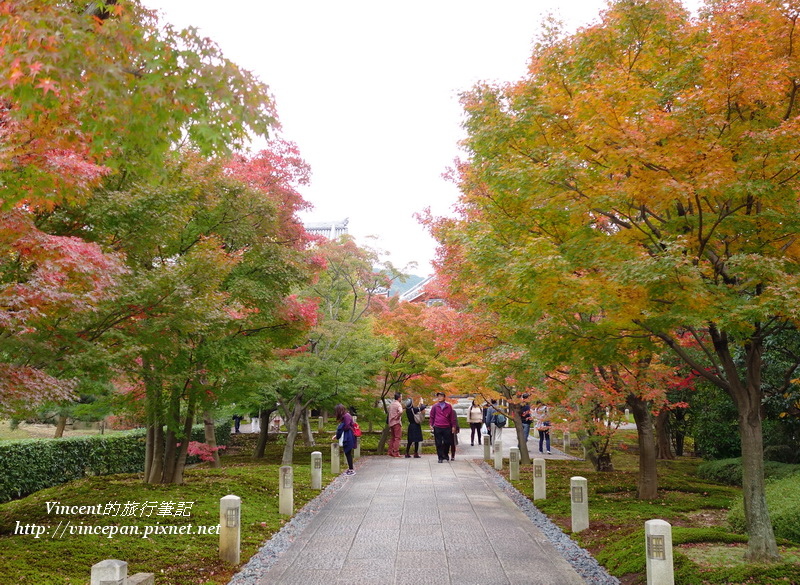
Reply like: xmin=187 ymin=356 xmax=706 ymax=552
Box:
xmin=334 ymin=404 xmax=356 ymax=475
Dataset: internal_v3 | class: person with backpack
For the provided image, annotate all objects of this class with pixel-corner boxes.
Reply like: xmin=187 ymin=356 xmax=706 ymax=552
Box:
xmin=487 ymin=398 xmax=506 ymax=445
xmin=492 ymin=402 xmax=507 ymax=444
xmin=429 ymin=391 xmax=457 ymax=463
xmin=404 ymin=398 xmax=426 ymax=458
xmin=334 ymin=403 xmax=357 ymax=475
xmin=484 ymin=399 xmax=497 ymax=446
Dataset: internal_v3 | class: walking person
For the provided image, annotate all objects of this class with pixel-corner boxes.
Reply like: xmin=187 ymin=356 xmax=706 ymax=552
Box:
xmin=450 ymin=415 xmax=460 ymax=460
xmin=489 ymin=399 xmax=506 ymax=445
xmin=535 ymin=401 xmax=551 ymax=454
xmin=520 ymin=394 xmax=532 ymax=445
xmin=387 ymin=392 xmax=403 ymax=458
xmin=429 ymin=391 xmax=457 ymax=463
xmin=404 ymin=398 xmax=426 ymax=458
xmin=334 ymin=403 xmax=356 ymax=475
xmin=484 ymin=400 xmax=496 ymax=446
xmin=467 ymin=399 xmax=484 ymax=446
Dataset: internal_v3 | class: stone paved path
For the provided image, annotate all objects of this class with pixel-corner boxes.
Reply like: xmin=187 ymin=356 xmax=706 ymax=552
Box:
xmin=253 ymin=447 xmax=586 ymax=585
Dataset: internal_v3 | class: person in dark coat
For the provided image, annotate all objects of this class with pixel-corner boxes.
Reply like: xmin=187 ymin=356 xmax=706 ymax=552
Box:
xmin=334 ymin=403 xmax=356 ymax=475
xmin=404 ymin=398 xmax=426 ymax=458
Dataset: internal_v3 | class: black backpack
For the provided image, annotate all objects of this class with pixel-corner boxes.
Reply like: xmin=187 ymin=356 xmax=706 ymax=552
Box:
xmin=495 ymin=413 xmax=507 ymax=427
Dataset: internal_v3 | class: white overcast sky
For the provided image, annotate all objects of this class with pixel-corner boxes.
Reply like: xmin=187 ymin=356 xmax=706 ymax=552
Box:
xmin=142 ymin=0 xmax=689 ymax=276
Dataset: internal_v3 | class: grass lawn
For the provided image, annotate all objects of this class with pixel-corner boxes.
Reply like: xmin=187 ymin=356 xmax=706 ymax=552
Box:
xmin=0 ymin=419 xmax=124 ymax=441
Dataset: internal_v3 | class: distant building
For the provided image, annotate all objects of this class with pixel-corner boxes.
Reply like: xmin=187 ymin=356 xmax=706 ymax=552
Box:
xmin=398 ymin=275 xmax=444 ymax=306
xmin=305 ymin=218 xmax=349 ymax=240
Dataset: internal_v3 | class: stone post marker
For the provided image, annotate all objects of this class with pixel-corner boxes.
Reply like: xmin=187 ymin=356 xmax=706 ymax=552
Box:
xmin=494 ymin=440 xmax=503 ymax=470
xmin=318 ymin=416 xmax=324 ymax=432
xmin=509 ymin=447 xmax=520 ymax=480
xmin=331 ymin=442 xmax=340 ymax=474
xmin=91 ymin=559 xmax=126 ymax=585
xmin=279 ymin=466 xmax=294 ymax=516
xmin=645 ymin=519 xmax=674 ymax=585
xmin=311 ymin=451 xmax=322 ymax=490
xmin=354 ymin=436 xmax=361 ymax=460
xmin=563 ymin=431 xmax=570 ymax=452
xmin=483 ymin=440 xmax=491 ymax=461
xmin=533 ymin=457 xmax=546 ymax=500
xmin=219 ymin=495 xmax=241 ymax=565
xmin=570 ymin=476 xmax=589 ymax=533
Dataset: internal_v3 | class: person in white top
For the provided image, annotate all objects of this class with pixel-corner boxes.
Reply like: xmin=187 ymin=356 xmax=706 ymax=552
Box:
xmin=534 ymin=401 xmax=551 ymax=454
xmin=467 ymin=399 xmax=484 ymax=446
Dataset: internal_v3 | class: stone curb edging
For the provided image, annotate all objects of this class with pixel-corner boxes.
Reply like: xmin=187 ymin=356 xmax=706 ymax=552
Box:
xmin=478 ymin=460 xmax=621 ymax=585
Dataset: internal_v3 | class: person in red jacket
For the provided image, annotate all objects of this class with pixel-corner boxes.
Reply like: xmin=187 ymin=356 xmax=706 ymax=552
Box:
xmin=429 ymin=391 xmax=457 ymax=463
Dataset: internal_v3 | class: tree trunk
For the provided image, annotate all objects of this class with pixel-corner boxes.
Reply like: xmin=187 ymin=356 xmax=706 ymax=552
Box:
xmin=628 ymin=394 xmax=658 ymax=499
xmin=54 ymin=415 xmax=67 ymax=438
xmin=161 ymin=385 xmax=182 ymax=483
xmin=673 ymin=408 xmax=686 ymax=456
xmin=511 ymin=408 xmax=531 ymax=464
xmin=281 ymin=403 xmax=304 ymax=465
xmin=655 ymin=409 xmax=674 ymax=460
xmin=711 ymin=325 xmax=779 ymax=562
xmin=301 ymin=409 xmax=315 ymax=446
xmin=377 ymin=425 xmax=389 ymax=455
xmin=587 ymin=450 xmax=614 ymax=471
xmin=170 ymin=394 xmax=196 ymax=484
xmin=145 ymin=425 xmax=154 ymax=479
xmin=146 ymin=424 xmax=164 ymax=484
xmin=143 ymin=357 xmax=163 ymax=484
xmin=254 ymin=410 xmax=272 ymax=459
xmin=738 ymin=406 xmax=779 ymax=561
xmin=203 ymin=409 xmax=221 ymax=468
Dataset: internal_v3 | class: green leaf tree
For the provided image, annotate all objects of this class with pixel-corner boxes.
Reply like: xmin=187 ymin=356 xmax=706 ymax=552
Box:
xmin=268 ymin=238 xmax=393 ymax=465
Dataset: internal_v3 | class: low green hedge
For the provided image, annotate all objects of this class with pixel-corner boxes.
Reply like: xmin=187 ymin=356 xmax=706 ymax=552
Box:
xmin=696 ymin=458 xmax=800 ymax=486
xmin=728 ymin=475 xmax=800 ymax=544
xmin=0 ymin=423 xmax=230 ymax=503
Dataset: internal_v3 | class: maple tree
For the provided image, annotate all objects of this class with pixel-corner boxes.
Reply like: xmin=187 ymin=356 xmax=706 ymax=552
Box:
xmin=0 ymin=211 xmax=126 ymax=414
xmin=33 ymin=144 xmax=315 ymax=483
xmin=1 ymin=0 xmax=275 ymax=210
xmin=427 ymin=0 xmax=800 ymax=561
xmin=1 ymin=0 xmax=280 ymax=420
xmin=369 ymin=297 xmax=452 ymax=452
xmin=265 ymin=237 xmax=394 ymax=465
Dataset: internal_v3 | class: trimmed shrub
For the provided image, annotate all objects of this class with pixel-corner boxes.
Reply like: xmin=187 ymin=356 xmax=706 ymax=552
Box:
xmin=696 ymin=458 xmax=743 ymax=486
xmin=728 ymin=474 xmax=800 ymax=543
xmin=696 ymin=458 xmax=800 ymax=487
xmin=0 ymin=422 xmax=231 ymax=502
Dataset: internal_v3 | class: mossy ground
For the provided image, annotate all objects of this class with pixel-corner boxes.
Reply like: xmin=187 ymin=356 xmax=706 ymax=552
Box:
xmin=3 ymin=428 xmax=799 ymax=584
xmin=0 ymin=433 xmax=340 ymax=585
xmin=504 ymin=431 xmax=800 ymax=585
